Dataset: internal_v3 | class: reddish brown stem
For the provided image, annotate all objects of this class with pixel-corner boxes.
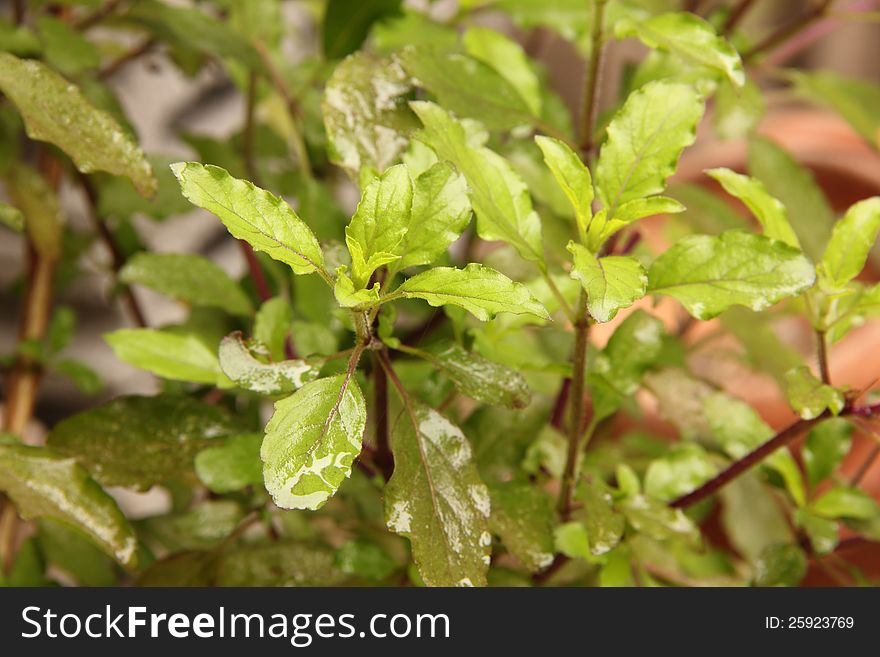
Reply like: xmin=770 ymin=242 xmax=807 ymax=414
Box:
xmin=372 ymin=351 xmax=394 ymax=481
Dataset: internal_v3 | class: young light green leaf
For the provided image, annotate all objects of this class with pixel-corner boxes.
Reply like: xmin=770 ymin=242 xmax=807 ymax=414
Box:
xmin=747 ymin=136 xmax=834 ymax=262
xmin=394 ymin=264 xmax=549 ymax=321
xmin=595 ymin=80 xmax=705 ymax=216
xmin=812 ymin=487 xmax=879 ymax=520
xmin=784 ymin=366 xmax=845 ymax=420
xmin=826 ymin=282 xmax=880 ymax=343
xmin=170 ymin=162 xmax=324 ymax=276
xmin=0 ymin=52 xmax=155 ymax=196
xmin=218 ymin=332 xmax=320 ymax=395
xmin=620 ymin=493 xmax=700 ymax=548
xmin=586 ymin=196 xmax=685 ymax=252
xmin=804 ymin=418 xmax=853 ymax=488
xmin=386 ymin=404 xmax=491 ymax=587
xmin=791 ymin=70 xmax=880 ymax=148
xmin=409 ymin=341 xmax=531 ymax=409
xmin=535 ymin=135 xmax=593 ymax=239
xmin=648 ymin=231 xmax=816 ymax=320
xmin=47 ymin=394 xmax=238 ymax=488
xmin=818 ymin=197 xmax=880 ymax=290
xmin=616 ymin=12 xmax=744 ymax=87
xmin=396 ymin=161 xmax=471 ymax=270
xmin=262 ymin=374 xmax=366 ymax=510
xmin=345 ymin=163 xmax=412 ymax=286
xmin=568 ymin=243 xmax=647 ymax=323
xmin=322 ymin=51 xmax=417 ymax=177
xmin=463 ymin=27 xmax=542 ymax=115
xmin=576 ymin=477 xmax=626 ymax=556
xmin=411 ymin=101 xmax=544 ymax=264
xmin=644 ymin=444 xmax=718 ymax=503
xmin=706 ymin=168 xmax=800 ymax=248
xmin=120 ymin=252 xmax=253 ymax=317
xmin=195 ymin=433 xmax=263 ymax=494
xmin=488 ymin=482 xmax=555 ymax=572
xmin=333 ymin=266 xmax=381 ymax=309
xmin=0 ymin=444 xmax=137 ymax=568
xmin=0 ymin=200 xmax=24 ymax=233
xmin=400 ymin=47 xmax=537 ymax=131
xmin=795 ymin=508 xmax=839 ymax=555
xmin=105 ymin=328 xmax=228 ymax=386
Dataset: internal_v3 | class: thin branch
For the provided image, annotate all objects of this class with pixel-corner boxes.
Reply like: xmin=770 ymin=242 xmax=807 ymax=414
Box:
xmin=79 ymin=174 xmax=147 ymax=327
xmin=850 ymin=443 xmax=880 ymax=487
xmin=97 ymin=38 xmax=157 ymax=80
xmin=578 ymin=0 xmax=609 ymax=160
xmin=817 ymin=329 xmax=831 ymax=385
xmin=372 ymin=351 xmax=393 ymax=481
xmin=722 ymin=0 xmax=757 ymax=35
xmin=742 ymin=0 xmax=836 ymax=62
xmin=550 ymin=378 xmax=571 ymax=431
xmin=12 ymin=0 xmax=25 ymax=25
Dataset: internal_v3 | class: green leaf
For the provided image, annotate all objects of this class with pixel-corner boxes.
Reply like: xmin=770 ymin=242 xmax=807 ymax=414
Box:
xmin=0 ymin=200 xmax=23 ymax=233
xmin=120 ymin=252 xmax=253 ymax=317
xmin=0 ymin=443 xmax=137 ymax=567
xmin=576 ymin=477 xmax=625 ymax=556
xmin=648 ymin=231 xmax=816 ymax=320
xmin=747 ymin=136 xmax=833 ymax=262
xmin=394 ymin=264 xmax=549 ymax=321
xmin=5 ymin=165 xmax=63 ymax=260
xmin=721 ymin=473 xmax=793 ymax=562
xmin=463 ymin=27 xmax=542 ymax=115
xmin=826 ymin=282 xmax=880 ymax=343
xmin=335 ymin=540 xmax=398 ymax=581
xmin=386 ymin=404 xmax=491 ymax=587
xmin=784 ymin=366 xmax=845 ymax=420
xmin=217 ymin=541 xmax=345 ymax=586
xmin=253 ymin=297 xmax=293 ymax=362
xmin=706 ymin=168 xmax=800 ymax=248
xmin=0 ymin=52 xmax=155 ymax=196
xmin=568 ymin=243 xmax=647 ymax=323
xmin=262 ymin=374 xmax=366 ymax=510
xmin=644 ymin=443 xmax=718 ymax=503
xmin=396 ymin=161 xmax=471 ymax=270
xmin=334 ymin=266 xmax=381 ymax=309
xmin=170 ymin=162 xmax=324 ymax=276
xmin=0 ymin=21 xmax=41 ymax=57
xmin=811 ymin=487 xmax=879 ymax=520
xmin=37 ymin=519 xmax=116 ymax=587
xmin=619 ymin=494 xmax=700 ymax=548
xmin=218 ymin=332 xmax=320 ymax=395
xmin=194 ymin=433 xmax=263 ymax=494
xmin=140 ymin=500 xmax=245 ymax=552
xmin=791 ymin=70 xmax=880 ymax=148
xmin=616 ymin=12 xmax=744 ymax=87
xmin=46 ymin=305 xmax=75 ymax=355
xmin=322 ymin=51 xmax=418 ymax=178
xmin=322 ymin=0 xmax=402 ymax=59
xmin=36 ymin=15 xmax=99 ymax=76
xmin=488 ymin=483 xmax=555 ymax=572
xmin=345 ymin=164 xmax=412 ymax=286
xmin=400 ymin=47 xmax=537 ymax=131
xmin=595 ymin=80 xmax=704 ymax=216
xmin=105 ymin=328 xmax=228 ymax=385
xmin=586 ymin=196 xmax=684 ymax=252
xmin=411 ymin=101 xmax=544 ymax=264
xmin=535 ymin=135 xmax=593 ymax=239
xmin=795 ymin=508 xmax=839 ymax=555
xmin=754 ymin=544 xmax=807 ymax=587
xmin=818 ymin=197 xmax=880 ymax=290
xmin=554 ymin=522 xmax=591 ymax=561
xmin=804 ymin=418 xmax=853 ymax=488
xmin=47 ymin=394 xmax=238 ymax=488
xmin=412 ymin=341 xmax=531 ymax=408
xmin=54 ymin=359 xmax=103 ymax=395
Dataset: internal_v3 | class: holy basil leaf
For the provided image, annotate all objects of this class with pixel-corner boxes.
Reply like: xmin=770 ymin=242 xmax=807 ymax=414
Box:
xmin=0 ymin=200 xmax=24 ymax=233
xmin=0 ymin=444 xmax=137 ymax=568
xmin=105 ymin=328 xmax=228 ymax=385
xmin=586 ymin=196 xmax=684 ymax=252
xmin=139 ymin=500 xmax=245 ymax=552
xmin=706 ymin=168 xmax=800 ymax=248
xmin=754 ymin=544 xmax=807 ymax=587
xmin=648 ymin=231 xmax=816 ymax=320
xmin=335 ymin=540 xmax=398 ymax=581
xmin=644 ymin=443 xmax=718 ymax=503
xmin=217 ymin=541 xmax=345 ymax=586
xmin=595 ymin=80 xmax=704 ymax=216
xmin=120 ymin=252 xmax=253 ymax=317
xmin=36 ymin=15 xmax=99 ymax=76
xmin=0 ymin=52 xmax=155 ymax=196
xmin=334 ymin=267 xmax=381 ymax=309
xmin=795 ymin=508 xmax=839 ymax=555
xmin=170 ymin=162 xmax=324 ymax=276
xmin=619 ymin=493 xmax=700 ymax=548
xmin=322 ymin=51 xmax=417 ymax=177
xmin=413 ymin=341 xmax=531 ymax=409
xmin=47 ymin=394 xmax=238 ymax=488
xmin=401 ymin=47 xmax=537 ymax=131
xmin=488 ymin=483 xmax=555 ymax=572
xmin=394 ymin=264 xmax=549 ymax=321
xmin=195 ymin=433 xmax=263 ymax=495
xmin=576 ymin=477 xmax=625 ymax=556
xmin=818 ymin=197 xmax=880 ymax=290
xmin=803 ymin=418 xmax=853 ymax=488
xmin=784 ymin=366 xmax=845 ymax=420
xmin=261 ymin=374 xmax=366 ymax=510
xmin=411 ymin=101 xmax=544 ymax=265
xmin=747 ymin=136 xmax=834 ymax=262
xmin=218 ymin=332 xmax=320 ymax=395
xmin=322 ymin=0 xmax=402 ymax=59
xmin=386 ymin=404 xmax=491 ymax=587
xmin=462 ymin=27 xmax=542 ymax=116
xmin=535 ymin=135 xmax=593 ymax=240
xmin=811 ymin=487 xmax=879 ymax=521
xmin=396 ymin=161 xmax=471 ymax=270
xmin=568 ymin=243 xmax=647 ymax=323
xmin=253 ymin=297 xmax=293 ymax=362
xmin=616 ymin=12 xmax=744 ymax=87
xmin=345 ymin=163 xmax=412 ymax=286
